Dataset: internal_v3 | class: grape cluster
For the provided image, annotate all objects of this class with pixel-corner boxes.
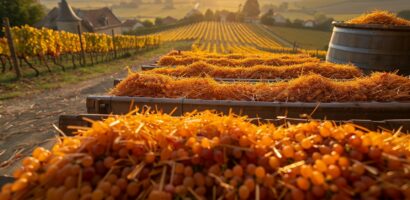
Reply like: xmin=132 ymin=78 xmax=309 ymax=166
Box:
xmin=1 ymin=111 xmax=410 ymax=200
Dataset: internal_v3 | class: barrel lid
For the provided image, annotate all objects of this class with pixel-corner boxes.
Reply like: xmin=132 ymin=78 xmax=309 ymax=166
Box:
xmin=332 ymin=21 xmax=410 ymax=31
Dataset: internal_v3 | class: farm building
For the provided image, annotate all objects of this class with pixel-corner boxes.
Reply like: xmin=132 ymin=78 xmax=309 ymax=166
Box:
xmin=273 ymin=13 xmax=287 ymax=24
xmin=122 ymin=19 xmax=144 ymax=32
xmin=35 ymin=0 xmax=123 ymax=34
xmin=303 ymin=20 xmax=316 ymax=28
xmin=162 ymin=16 xmax=178 ymax=25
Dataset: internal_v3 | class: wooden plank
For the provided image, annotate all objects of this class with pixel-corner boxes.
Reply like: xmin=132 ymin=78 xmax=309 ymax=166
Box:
xmin=114 ymin=78 xmax=286 ymax=87
xmin=182 ymin=99 xmax=410 ymax=120
xmin=86 ymin=96 xmax=184 ymax=115
xmin=86 ymin=96 xmax=410 ymax=121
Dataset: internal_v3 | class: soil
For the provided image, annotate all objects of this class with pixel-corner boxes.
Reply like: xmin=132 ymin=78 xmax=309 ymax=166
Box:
xmin=0 ymin=56 xmax=158 ymax=176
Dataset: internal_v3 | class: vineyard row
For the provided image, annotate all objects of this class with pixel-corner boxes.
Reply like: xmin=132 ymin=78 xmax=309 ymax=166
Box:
xmin=153 ymin=22 xmax=327 ymax=57
xmin=0 ymin=25 xmax=161 ymax=78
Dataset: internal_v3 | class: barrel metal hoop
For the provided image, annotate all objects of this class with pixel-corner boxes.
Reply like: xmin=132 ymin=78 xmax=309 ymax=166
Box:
xmin=334 ymin=27 xmax=410 ymax=36
xmin=332 ymin=21 xmax=410 ymax=31
xmin=329 ymin=43 xmax=410 ymax=56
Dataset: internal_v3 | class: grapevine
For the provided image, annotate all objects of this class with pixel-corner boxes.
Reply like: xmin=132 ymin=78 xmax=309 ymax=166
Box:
xmin=152 ymin=21 xmax=327 ymax=56
xmin=1 ymin=25 xmax=161 ymax=76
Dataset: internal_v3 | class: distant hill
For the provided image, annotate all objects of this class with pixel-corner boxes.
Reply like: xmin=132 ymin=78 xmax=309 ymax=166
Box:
xmin=291 ymin=0 xmax=410 ymax=21
xmin=294 ymin=0 xmax=409 ymax=14
xmin=39 ymin=0 xmax=283 ymax=20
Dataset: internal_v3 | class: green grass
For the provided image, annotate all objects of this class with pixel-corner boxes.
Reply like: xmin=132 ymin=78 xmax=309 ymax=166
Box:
xmin=266 ymin=26 xmax=332 ymax=50
xmin=0 ymin=41 xmax=192 ymax=100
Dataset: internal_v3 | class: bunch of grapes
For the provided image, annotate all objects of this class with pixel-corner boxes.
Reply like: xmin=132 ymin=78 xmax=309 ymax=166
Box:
xmin=1 ymin=111 xmax=410 ymax=200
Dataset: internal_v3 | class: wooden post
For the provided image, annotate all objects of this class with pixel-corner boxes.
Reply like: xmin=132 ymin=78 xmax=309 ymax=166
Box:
xmin=111 ymin=29 xmax=117 ymax=59
xmin=2 ymin=18 xmax=21 ymax=79
xmin=77 ymin=24 xmax=86 ymax=66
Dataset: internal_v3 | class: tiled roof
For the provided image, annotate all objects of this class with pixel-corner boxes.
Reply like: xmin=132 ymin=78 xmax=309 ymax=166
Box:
xmin=36 ymin=0 xmax=122 ymax=32
xmin=57 ymin=0 xmax=81 ymax=22
xmin=76 ymin=7 xmax=122 ymax=30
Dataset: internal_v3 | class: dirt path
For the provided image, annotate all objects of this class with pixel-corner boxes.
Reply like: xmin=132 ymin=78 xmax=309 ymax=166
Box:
xmin=0 ymin=56 xmax=158 ymax=175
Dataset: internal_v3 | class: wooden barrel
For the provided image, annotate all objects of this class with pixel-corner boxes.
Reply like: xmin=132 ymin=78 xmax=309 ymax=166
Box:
xmin=326 ymin=22 xmax=410 ymax=75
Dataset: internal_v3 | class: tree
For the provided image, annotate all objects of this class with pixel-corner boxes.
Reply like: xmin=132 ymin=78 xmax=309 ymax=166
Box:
xmin=261 ymin=4 xmax=278 ymax=13
xmin=242 ymin=0 xmax=260 ymax=18
xmin=205 ymin=9 xmax=214 ymax=21
xmin=183 ymin=13 xmax=204 ymax=23
xmin=398 ymin=10 xmax=410 ymax=20
xmin=0 ymin=0 xmax=46 ymax=27
xmin=227 ymin=12 xmax=237 ymax=22
xmin=142 ymin=20 xmax=154 ymax=27
xmin=293 ymin=19 xmax=304 ymax=27
xmin=260 ymin=9 xmax=275 ymax=26
xmin=214 ymin=11 xmax=221 ymax=21
xmin=315 ymin=17 xmax=334 ymax=31
xmin=235 ymin=12 xmax=245 ymax=22
xmin=314 ymin=13 xmax=328 ymax=24
xmin=155 ymin=17 xmax=163 ymax=26
xmin=313 ymin=13 xmax=334 ymax=31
